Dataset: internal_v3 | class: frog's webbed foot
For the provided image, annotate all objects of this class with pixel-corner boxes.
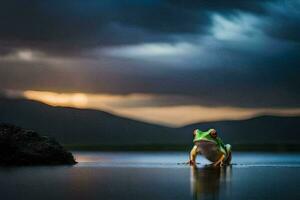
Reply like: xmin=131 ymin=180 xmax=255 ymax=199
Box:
xmin=213 ymin=154 xmax=225 ymax=167
xmin=220 ymin=161 xmax=225 ymax=167
xmin=213 ymin=162 xmax=221 ymax=167
xmin=187 ymin=160 xmax=196 ymax=166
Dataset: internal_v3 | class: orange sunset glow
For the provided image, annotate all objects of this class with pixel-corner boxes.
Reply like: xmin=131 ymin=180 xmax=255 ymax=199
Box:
xmin=21 ymin=90 xmax=300 ymax=127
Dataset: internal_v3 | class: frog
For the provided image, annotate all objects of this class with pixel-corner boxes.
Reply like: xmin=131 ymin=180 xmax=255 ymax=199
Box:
xmin=188 ymin=129 xmax=231 ymax=167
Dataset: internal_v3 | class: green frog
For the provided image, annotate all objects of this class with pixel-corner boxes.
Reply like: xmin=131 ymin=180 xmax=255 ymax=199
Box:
xmin=188 ymin=129 xmax=231 ymax=166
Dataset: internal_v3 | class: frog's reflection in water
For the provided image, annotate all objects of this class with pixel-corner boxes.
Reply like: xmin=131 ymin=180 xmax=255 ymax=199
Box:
xmin=190 ymin=165 xmax=232 ymax=199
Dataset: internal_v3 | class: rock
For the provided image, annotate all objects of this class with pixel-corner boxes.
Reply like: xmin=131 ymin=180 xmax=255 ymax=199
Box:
xmin=0 ymin=123 xmax=77 ymax=165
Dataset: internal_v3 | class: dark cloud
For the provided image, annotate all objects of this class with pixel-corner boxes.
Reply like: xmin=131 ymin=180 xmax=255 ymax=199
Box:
xmin=166 ymin=0 xmax=270 ymax=13
xmin=0 ymin=0 xmax=299 ymax=108
xmin=0 ymin=0 xmax=289 ymax=54
xmin=263 ymin=1 xmax=300 ymax=43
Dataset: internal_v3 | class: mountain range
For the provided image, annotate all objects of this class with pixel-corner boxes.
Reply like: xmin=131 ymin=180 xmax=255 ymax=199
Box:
xmin=0 ymin=97 xmax=299 ymax=148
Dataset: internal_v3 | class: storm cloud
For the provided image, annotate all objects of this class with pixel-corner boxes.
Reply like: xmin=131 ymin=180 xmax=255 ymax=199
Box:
xmin=0 ymin=0 xmax=290 ymax=52
xmin=0 ymin=0 xmax=299 ymax=108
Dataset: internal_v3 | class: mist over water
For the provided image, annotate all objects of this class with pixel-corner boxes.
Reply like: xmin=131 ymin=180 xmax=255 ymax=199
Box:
xmin=1 ymin=152 xmax=300 ymax=200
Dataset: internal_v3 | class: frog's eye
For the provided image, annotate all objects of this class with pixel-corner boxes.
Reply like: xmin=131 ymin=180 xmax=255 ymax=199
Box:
xmin=210 ymin=130 xmax=217 ymax=138
xmin=193 ymin=129 xmax=197 ymax=136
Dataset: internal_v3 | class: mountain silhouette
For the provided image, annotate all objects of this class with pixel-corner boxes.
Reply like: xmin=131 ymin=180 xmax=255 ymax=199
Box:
xmin=0 ymin=98 xmax=179 ymax=145
xmin=1 ymin=97 xmax=299 ymax=147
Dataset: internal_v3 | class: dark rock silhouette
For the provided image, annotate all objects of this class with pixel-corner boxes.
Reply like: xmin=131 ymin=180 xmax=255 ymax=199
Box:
xmin=0 ymin=123 xmax=77 ymax=165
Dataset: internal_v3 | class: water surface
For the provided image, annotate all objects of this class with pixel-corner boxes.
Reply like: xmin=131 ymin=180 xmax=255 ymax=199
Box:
xmin=1 ymin=152 xmax=300 ymax=200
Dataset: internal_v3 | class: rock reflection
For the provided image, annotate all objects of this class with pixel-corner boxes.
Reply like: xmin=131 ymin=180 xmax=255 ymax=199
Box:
xmin=190 ymin=165 xmax=232 ymax=199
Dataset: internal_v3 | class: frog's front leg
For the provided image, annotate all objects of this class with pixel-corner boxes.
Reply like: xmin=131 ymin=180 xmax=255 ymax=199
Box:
xmin=188 ymin=145 xmax=200 ymax=165
xmin=213 ymin=154 xmax=225 ymax=167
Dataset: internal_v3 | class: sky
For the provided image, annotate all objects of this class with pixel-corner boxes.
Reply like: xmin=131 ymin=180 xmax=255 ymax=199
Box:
xmin=0 ymin=0 xmax=300 ymax=126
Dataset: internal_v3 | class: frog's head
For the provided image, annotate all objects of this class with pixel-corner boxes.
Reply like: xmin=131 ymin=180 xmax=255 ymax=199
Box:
xmin=193 ymin=129 xmax=218 ymax=143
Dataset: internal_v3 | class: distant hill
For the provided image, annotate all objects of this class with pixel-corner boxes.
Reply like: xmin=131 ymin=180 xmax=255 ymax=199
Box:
xmin=1 ymin=98 xmax=300 ymax=148
xmin=0 ymin=98 xmax=179 ymax=145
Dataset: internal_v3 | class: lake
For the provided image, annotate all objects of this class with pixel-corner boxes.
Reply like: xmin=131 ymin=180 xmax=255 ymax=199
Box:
xmin=1 ymin=152 xmax=300 ymax=200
